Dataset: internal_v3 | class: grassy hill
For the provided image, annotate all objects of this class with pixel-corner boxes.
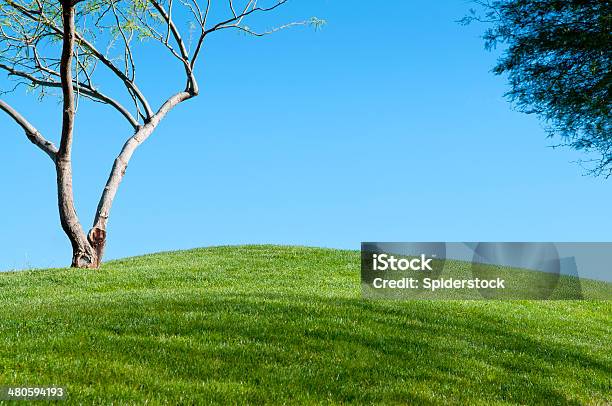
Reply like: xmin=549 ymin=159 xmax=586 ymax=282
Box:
xmin=0 ymin=245 xmax=610 ymax=404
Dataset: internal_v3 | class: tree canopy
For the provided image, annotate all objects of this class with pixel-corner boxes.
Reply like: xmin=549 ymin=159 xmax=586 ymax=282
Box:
xmin=0 ymin=0 xmax=323 ymax=128
xmin=463 ymin=0 xmax=611 ymax=176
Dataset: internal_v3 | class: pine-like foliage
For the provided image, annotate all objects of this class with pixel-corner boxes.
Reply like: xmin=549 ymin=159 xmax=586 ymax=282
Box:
xmin=464 ymin=0 xmax=611 ymax=176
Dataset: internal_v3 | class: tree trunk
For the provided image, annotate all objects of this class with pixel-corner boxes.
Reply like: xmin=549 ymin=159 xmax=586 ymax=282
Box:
xmin=57 ymin=0 xmax=99 ymax=269
xmin=56 ymin=158 xmax=98 ymax=268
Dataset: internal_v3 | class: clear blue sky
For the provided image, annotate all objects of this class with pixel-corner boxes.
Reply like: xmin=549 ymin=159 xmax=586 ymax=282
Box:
xmin=1 ymin=0 xmax=610 ymax=271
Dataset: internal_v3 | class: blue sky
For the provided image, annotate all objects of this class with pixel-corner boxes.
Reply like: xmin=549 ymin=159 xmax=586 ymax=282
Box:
xmin=1 ymin=0 xmax=610 ymax=271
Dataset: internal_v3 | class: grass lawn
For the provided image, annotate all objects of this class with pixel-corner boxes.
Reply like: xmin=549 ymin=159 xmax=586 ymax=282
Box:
xmin=0 ymin=245 xmax=610 ymax=404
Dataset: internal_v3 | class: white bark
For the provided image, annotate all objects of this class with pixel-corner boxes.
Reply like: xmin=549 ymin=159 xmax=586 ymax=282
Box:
xmin=90 ymin=91 xmax=195 ymax=260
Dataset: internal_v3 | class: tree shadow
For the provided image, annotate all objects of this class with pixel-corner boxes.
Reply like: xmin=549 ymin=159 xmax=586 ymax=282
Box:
xmin=37 ymin=291 xmax=610 ymax=404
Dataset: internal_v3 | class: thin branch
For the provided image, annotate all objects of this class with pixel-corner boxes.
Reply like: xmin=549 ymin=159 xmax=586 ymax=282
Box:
xmin=0 ymin=63 xmax=139 ymax=128
xmin=5 ymin=0 xmax=154 ymax=119
xmin=149 ymin=0 xmax=198 ymax=93
xmin=203 ymin=0 xmax=287 ymax=36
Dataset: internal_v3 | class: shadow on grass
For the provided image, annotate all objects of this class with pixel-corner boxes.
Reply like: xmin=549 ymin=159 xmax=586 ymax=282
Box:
xmin=6 ymin=292 xmax=604 ymax=404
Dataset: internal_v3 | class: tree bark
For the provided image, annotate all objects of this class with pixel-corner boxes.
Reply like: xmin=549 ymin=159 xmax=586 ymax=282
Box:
xmin=57 ymin=0 xmax=98 ymax=268
xmin=57 ymin=158 xmax=98 ymax=268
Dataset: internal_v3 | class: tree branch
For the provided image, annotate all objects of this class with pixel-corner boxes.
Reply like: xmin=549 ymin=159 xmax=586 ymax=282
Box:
xmin=149 ymin=0 xmax=199 ymax=94
xmin=203 ymin=0 xmax=288 ymax=36
xmin=0 ymin=98 xmax=58 ymax=161
xmin=93 ymin=91 xmax=194 ymax=232
xmin=73 ymin=31 xmax=154 ymax=119
xmin=5 ymin=0 xmax=154 ymax=120
xmin=0 ymin=63 xmax=140 ymax=129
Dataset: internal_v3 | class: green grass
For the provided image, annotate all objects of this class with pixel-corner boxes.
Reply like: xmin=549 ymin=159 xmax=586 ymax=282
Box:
xmin=0 ymin=245 xmax=610 ymax=404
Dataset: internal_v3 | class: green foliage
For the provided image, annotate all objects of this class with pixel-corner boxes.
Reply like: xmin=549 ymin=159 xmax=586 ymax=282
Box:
xmin=0 ymin=0 xmax=316 ymax=103
xmin=464 ymin=0 xmax=611 ymax=176
xmin=0 ymin=246 xmax=610 ymax=404
xmin=308 ymin=17 xmax=326 ymax=31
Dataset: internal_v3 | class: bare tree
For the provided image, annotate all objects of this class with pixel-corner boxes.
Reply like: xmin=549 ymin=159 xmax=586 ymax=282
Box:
xmin=0 ymin=0 xmax=324 ymax=268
